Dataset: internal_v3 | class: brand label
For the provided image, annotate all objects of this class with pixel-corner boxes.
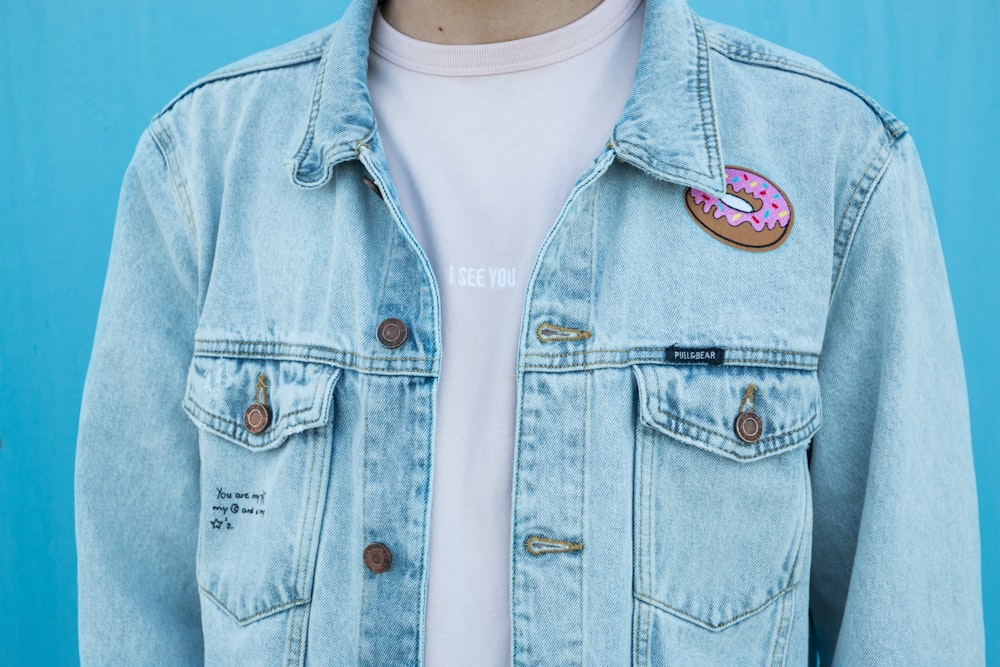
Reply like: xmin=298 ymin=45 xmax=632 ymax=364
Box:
xmin=665 ymin=346 xmax=725 ymax=365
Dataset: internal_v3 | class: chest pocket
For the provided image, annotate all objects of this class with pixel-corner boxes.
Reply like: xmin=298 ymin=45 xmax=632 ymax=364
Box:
xmin=631 ymin=362 xmax=820 ymax=631
xmin=182 ymin=353 xmax=342 ymax=625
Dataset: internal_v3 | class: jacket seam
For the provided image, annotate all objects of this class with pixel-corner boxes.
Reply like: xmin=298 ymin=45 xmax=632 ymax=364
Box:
xmin=153 ymin=45 xmax=327 ymax=120
xmin=286 ymin=406 xmax=325 ymax=664
xmin=522 ymin=345 xmax=819 ymax=358
xmin=357 ymin=373 xmax=371 ymax=661
xmin=691 ymin=10 xmax=723 ymax=181
xmin=193 ymin=339 xmax=437 ymax=363
xmin=633 ymin=582 xmax=798 ymax=632
xmin=183 ymin=365 xmax=339 ymax=447
xmin=772 ymin=461 xmax=810 ymax=666
xmin=288 ymin=36 xmax=335 ymax=181
xmin=147 ymin=120 xmax=196 ymax=236
xmin=769 ymin=583 xmax=794 ymax=667
xmin=198 ymin=584 xmax=308 ymax=625
xmin=186 ymin=393 xmax=315 ymax=432
xmin=705 ymin=37 xmax=908 ymax=143
xmin=144 ymin=120 xmax=202 ymax=315
xmin=829 ymin=142 xmax=895 ymax=302
xmin=644 ymin=410 xmax=819 ymax=459
xmin=521 ymin=359 xmax=817 ymax=372
xmin=608 ymin=140 xmax=717 ymax=186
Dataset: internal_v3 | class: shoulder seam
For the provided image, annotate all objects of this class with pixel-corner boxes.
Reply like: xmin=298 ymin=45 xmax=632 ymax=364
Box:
xmin=148 ymin=117 xmax=196 ymax=241
xmin=132 ymin=123 xmax=205 ymax=315
xmin=706 ymin=36 xmax=909 ymax=143
xmin=828 ymin=141 xmax=895 ymax=302
xmin=152 ymin=41 xmax=327 ymax=120
xmin=147 ymin=117 xmax=203 ymax=315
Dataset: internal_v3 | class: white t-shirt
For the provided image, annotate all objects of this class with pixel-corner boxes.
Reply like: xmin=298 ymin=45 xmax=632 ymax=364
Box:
xmin=367 ymin=0 xmax=644 ymax=663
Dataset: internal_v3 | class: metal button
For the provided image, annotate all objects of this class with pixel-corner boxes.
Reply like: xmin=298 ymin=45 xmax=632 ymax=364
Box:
xmin=363 ymin=542 xmax=392 ymax=573
xmin=362 ymin=176 xmax=383 ymax=200
xmin=734 ymin=410 xmax=763 ymax=444
xmin=377 ymin=317 xmax=408 ymax=349
xmin=243 ymin=403 xmax=272 ymax=434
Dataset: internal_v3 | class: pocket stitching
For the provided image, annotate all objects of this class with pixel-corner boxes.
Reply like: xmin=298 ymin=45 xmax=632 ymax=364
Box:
xmin=642 ymin=407 xmax=818 ymax=460
xmin=631 ymin=363 xmax=816 ymax=630
xmin=190 ymin=360 xmax=342 ymax=624
xmin=198 ymin=584 xmax=309 ymax=626
xmin=185 ymin=393 xmax=315 ymax=433
xmin=182 ymin=364 xmax=341 ymax=451
xmin=634 ymin=363 xmax=819 ymax=461
xmin=286 ymin=410 xmax=330 ymax=651
xmin=633 ymin=581 xmax=799 ymax=632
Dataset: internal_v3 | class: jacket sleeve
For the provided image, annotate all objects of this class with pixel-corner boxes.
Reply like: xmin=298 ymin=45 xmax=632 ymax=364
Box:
xmin=75 ymin=125 xmax=204 ymax=664
xmin=808 ymin=131 xmax=985 ymax=665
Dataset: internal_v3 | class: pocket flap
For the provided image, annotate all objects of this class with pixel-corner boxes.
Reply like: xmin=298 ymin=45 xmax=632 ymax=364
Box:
xmin=632 ymin=363 xmax=820 ymax=462
xmin=182 ymin=354 xmax=342 ymax=451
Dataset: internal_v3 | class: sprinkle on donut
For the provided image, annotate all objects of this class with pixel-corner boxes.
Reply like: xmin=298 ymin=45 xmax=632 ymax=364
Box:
xmin=683 ymin=166 xmax=795 ymax=252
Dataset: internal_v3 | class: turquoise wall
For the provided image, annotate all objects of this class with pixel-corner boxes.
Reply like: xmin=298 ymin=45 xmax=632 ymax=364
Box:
xmin=1 ymin=1 xmax=996 ymax=664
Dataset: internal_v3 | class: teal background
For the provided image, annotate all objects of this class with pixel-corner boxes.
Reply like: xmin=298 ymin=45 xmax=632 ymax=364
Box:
xmin=1 ymin=1 xmax=996 ymax=664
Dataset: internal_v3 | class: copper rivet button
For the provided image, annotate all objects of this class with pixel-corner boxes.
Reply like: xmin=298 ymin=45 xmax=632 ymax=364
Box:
xmin=243 ymin=403 xmax=271 ymax=434
xmin=377 ymin=317 xmax=408 ymax=349
xmin=734 ymin=410 xmax=763 ymax=444
xmin=362 ymin=176 xmax=383 ymax=200
xmin=363 ymin=542 xmax=392 ymax=573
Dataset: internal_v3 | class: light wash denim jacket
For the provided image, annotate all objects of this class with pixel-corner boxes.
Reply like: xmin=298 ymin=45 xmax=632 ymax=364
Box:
xmin=75 ymin=0 xmax=985 ymax=664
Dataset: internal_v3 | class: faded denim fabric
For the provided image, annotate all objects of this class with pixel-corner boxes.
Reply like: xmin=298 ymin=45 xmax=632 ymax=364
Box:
xmin=74 ymin=0 xmax=985 ymax=664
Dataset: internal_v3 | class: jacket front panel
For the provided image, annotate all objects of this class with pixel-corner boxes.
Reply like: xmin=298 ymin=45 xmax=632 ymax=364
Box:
xmin=74 ymin=0 xmax=985 ymax=664
xmin=177 ymin=135 xmax=829 ymax=666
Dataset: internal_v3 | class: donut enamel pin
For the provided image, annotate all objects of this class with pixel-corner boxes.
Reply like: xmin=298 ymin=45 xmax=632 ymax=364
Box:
xmin=684 ymin=166 xmax=794 ymax=252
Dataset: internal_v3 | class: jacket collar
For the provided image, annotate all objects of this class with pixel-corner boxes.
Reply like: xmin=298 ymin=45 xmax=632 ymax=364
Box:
xmin=287 ymin=0 xmax=727 ymax=197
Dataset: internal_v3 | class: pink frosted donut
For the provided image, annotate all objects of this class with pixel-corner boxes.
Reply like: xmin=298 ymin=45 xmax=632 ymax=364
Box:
xmin=684 ymin=166 xmax=795 ymax=251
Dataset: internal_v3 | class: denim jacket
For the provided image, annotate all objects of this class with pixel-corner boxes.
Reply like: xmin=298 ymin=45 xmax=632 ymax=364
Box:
xmin=75 ymin=0 xmax=985 ymax=664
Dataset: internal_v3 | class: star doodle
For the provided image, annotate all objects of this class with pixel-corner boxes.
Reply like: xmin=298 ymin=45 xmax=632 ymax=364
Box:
xmin=210 ymin=518 xmax=223 ymax=529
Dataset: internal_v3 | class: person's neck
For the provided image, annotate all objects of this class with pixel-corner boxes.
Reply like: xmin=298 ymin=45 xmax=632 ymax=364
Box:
xmin=378 ymin=0 xmax=606 ymax=45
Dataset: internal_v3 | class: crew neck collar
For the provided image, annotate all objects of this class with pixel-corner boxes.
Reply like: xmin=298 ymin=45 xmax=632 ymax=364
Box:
xmin=369 ymin=0 xmax=642 ymax=77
